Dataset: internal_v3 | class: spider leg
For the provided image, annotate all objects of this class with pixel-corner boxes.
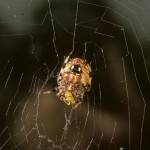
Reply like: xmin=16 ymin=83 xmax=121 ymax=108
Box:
xmin=73 ymin=101 xmax=81 ymax=109
xmin=58 ymin=51 xmax=73 ymax=81
xmin=62 ymin=51 xmax=73 ymax=68
xmin=65 ymin=51 xmax=73 ymax=63
xmin=42 ymin=90 xmax=51 ymax=95
xmin=42 ymin=87 xmax=58 ymax=95
xmin=87 ymin=71 xmax=92 ymax=91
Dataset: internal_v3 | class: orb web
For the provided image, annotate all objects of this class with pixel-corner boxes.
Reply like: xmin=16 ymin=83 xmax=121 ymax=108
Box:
xmin=0 ymin=0 xmax=149 ymax=150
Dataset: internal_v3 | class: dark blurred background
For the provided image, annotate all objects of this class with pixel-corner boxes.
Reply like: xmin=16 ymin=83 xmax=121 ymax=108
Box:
xmin=0 ymin=0 xmax=150 ymax=149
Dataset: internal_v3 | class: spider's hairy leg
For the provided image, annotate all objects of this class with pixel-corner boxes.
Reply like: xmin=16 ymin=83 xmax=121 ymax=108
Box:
xmin=74 ymin=101 xmax=81 ymax=109
xmin=43 ymin=90 xmax=51 ymax=95
xmin=87 ymin=71 xmax=92 ymax=91
xmin=62 ymin=51 xmax=73 ymax=68
xmin=42 ymin=87 xmax=58 ymax=95
xmin=58 ymin=50 xmax=73 ymax=81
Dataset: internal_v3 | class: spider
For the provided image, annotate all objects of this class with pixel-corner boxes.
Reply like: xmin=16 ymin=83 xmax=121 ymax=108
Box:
xmin=43 ymin=52 xmax=92 ymax=109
